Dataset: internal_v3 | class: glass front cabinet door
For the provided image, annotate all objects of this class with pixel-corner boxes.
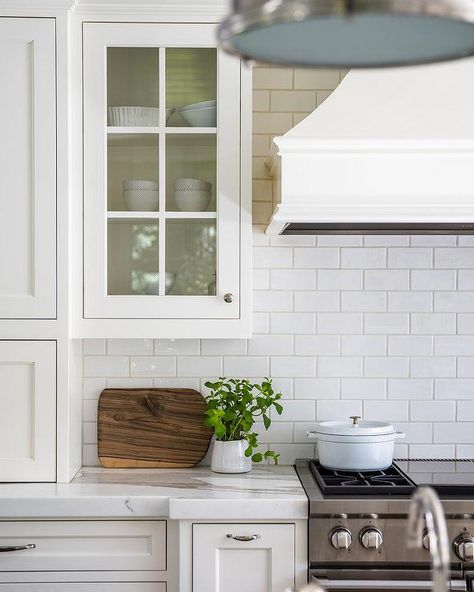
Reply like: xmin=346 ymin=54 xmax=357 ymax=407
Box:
xmin=82 ymin=23 xmax=250 ymax=337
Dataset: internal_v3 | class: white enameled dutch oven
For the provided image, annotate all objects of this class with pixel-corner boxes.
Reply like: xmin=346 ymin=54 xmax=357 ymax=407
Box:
xmin=307 ymin=416 xmax=405 ymax=471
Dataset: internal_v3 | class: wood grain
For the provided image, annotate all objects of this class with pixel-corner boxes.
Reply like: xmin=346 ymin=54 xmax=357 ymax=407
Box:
xmin=98 ymin=388 xmax=212 ymax=468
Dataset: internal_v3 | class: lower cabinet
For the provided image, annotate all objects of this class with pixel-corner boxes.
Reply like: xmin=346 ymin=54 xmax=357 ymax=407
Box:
xmin=0 ymin=341 xmax=56 ymax=482
xmin=192 ymin=523 xmax=295 ymax=592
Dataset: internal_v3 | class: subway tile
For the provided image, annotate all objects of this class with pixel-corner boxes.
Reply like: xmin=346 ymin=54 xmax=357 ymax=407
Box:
xmin=131 ymin=357 xmax=176 ymax=377
xmin=253 ymin=246 xmax=292 ymax=268
xmin=457 ymin=445 xmax=474 ymax=458
xmin=201 ymin=339 xmax=247 ymax=356
xmin=458 ymin=314 xmax=474 ymax=334
xmin=270 ymin=234 xmax=316 ymax=247
xmin=83 ymin=339 xmax=106 ymax=355
xmin=341 ymin=291 xmax=385 ymax=312
xmin=457 ymin=357 xmax=474 ymax=377
xmin=271 ymin=313 xmax=316 ymax=334
xmin=364 ymin=357 xmax=409 ymax=378
xmin=254 ymin=422 xmax=293 ymax=444
xmin=253 ymin=290 xmax=293 ymax=312
xmin=410 ymin=357 xmax=456 ymax=378
xmin=318 ymin=269 xmax=363 ymax=290
xmin=434 ymin=336 xmax=474 ymax=355
xmin=411 ymin=313 xmax=456 ymax=334
xmin=387 ymin=378 xmax=433 ymax=399
xmin=411 ymin=401 xmax=455 ymax=421
xmin=83 ymin=399 xmax=98 ymax=422
xmin=253 ymin=90 xmax=270 ymax=111
xmin=411 ymin=270 xmax=456 ymax=291
xmin=318 ymin=356 xmax=363 ymax=377
xmin=271 ymin=90 xmax=316 ymax=111
xmin=108 ymin=339 xmax=153 ymax=355
xmin=253 ymin=112 xmax=293 ymax=134
xmin=295 ymin=335 xmax=340 ymax=355
xmin=364 ymin=236 xmax=409 ymax=247
xmin=317 ymin=400 xmax=362 ymax=420
xmin=294 ymin=291 xmax=339 ymax=312
xmin=341 ymin=335 xmax=386 ymax=356
xmin=388 ymin=335 xmax=432 ymax=356
xmin=252 ymin=224 xmax=269 ymax=246
xmin=252 ymin=156 xmax=268 ymax=179
xmin=253 ymin=313 xmax=269 ymax=334
xmin=293 ymin=68 xmax=340 ymax=89
xmin=410 ymin=236 xmax=456 ymax=247
xmin=83 ymin=356 xmax=129 ymax=378
xmin=271 ymin=269 xmax=316 ymax=290
xmin=272 ymin=400 xmax=315 ymax=422
xmin=394 ymin=422 xmax=432 ymax=444
xmin=341 ymin=248 xmax=386 ymax=268
xmin=294 ymin=247 xmax=339 ymax=269
xmin=458 ymin=270 xmax=474 ymax=290
xmin=271 ymin=444 xmax=316 ymax=465
xmin=434 ymin=423 xmax=474 ymax=443
xmin=340 ymin=378 xmax=386 ymax=399
xmin=387 ymin=248 xmax=432 ymax=269
xmin=318 ymin=313 xmax=363 ymax=334
xmin=252 ymin=181 xmax=273 ymax=202
xmin=252 ymin=134 xmax=271 ymax=157
xmin=435 ymin=248 xmax=474 ymax=268
xmin=83 ymin=378 xmax=106 ymax=399
xmin=82 ymin=444 xmax=100 ymax=467
xmin=107 ymin=377 xmax=153 ymax=389
xmin=153 ymin=378 xmax=200 ymax=390
xmin=387 ymin=292 xmax=432 ymax=312
xmin=457 ymin=401 xmax=474 ymax=421
xmin=271 ymin=356 xmax=314 ymax=377
xmin=253 ymin=66 xmax=293 ymax=89
xmin=223 ymin=357 xmax=269 ymax=377
xmin=253 ymin=268 xmax=270 ymax=290
xmin=435 ymin=378 xmax=474 ymax=399
xmin=364 ymin=270 xmax=409 ymax=290
xmin=364 ymin=313 xmax=409 ymax=334
xmin=293 ymin=422 xmax=319 ymax=444
xmin=177 ymin=357 xmax=222 ymax=377
xmin=434 ymin=292 xmax=474 ymax=312
xmin=317 ymin=236 xmax=363 ymax=247
xmin=364 ymin=400 xmax=409 ymax=421
xmin=294 ymin=378 xmax=340 ymax=399
xmin=252 ymin=201 xmax=272 ymax=224
xmin=410 ymin=444 xmax=455 ymax=458
xmin=248 ymin=335 xmax=293 ymax=356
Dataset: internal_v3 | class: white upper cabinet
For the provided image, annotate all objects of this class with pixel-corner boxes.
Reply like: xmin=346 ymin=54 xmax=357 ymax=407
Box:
xmin=82 ymin=23 xmax=251 ymax=337
xmin=0 ymin=19 xmax=56 ymax=319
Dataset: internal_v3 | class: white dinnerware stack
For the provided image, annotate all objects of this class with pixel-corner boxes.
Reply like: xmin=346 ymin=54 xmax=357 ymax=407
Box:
xmin=107 ymin=106 xmax=175 ymax=126
xmin=174 ymin=178 xmax=212 ymax=212
xmin=123 ymin=179 xmax=159 ymax=211
xmin=179 ymin=100 xmax=217 ymax=127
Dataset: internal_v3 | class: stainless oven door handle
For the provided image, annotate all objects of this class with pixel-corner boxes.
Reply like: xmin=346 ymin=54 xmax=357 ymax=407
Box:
xmin=313 ymin=577 xmax=467 ymax=591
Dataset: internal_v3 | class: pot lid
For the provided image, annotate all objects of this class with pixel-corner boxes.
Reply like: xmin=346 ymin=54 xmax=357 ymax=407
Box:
xmin=313 ymin=416 xmax=396 ymax=436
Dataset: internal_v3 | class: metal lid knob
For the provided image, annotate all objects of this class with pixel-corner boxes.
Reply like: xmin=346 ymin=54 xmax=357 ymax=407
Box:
xmin=350 ymin=415 xmax=361 ymax=426
xmin=330 ymin=528 xmax=352 ymax=550
xmin=360 ymin=527 xmax=383 ymax=550
xmin=224 ymin=293 xmax=234 ymax=303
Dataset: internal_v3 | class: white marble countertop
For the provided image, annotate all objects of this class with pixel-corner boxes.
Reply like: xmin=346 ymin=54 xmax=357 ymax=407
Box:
xmin=0 ymin=466 xmax=307 ymax=520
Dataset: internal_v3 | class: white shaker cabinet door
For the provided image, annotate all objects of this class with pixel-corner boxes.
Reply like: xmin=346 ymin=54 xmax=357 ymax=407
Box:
xmin=193 ymin=523 xmax=295 ymax=592
xmin=0 ymin=19 xmax=56 ymax=318
xmin=0 ymin=341 xmax=56 ymax=482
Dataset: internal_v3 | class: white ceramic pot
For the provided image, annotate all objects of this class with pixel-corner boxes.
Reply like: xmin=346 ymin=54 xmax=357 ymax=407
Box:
xmin=123 ymin=189 xmax=159 ymax=211
xmin=211 ymin=440 xmax=252 ymax=474
xmin=307 ymin=417 xmax=405 ymax=471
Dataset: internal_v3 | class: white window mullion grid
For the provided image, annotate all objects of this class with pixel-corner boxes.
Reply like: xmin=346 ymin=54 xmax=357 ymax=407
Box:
xmin=158 ymin=46 xmax=166 ymax=296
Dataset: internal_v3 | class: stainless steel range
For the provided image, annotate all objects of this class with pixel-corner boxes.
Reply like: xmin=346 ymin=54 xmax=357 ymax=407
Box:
xmin=295 ymin=459 xmax=474 ymax=592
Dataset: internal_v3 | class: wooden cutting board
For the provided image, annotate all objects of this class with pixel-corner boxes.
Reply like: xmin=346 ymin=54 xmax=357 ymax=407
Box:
xmin=97 ymin=388 xmax=213 ymax=468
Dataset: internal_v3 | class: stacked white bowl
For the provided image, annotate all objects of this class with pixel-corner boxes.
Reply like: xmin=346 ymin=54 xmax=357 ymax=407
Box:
xmin=123 ymin=179 xmax=159 ymax=211
xmin=180 ymin=100 xmax=217 ymax=127
xmin=174 ymin=178 xmax=212 ymax=212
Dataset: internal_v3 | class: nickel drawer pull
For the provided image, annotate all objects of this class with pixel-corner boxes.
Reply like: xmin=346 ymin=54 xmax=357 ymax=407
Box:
xmin=0 ymin=544 xmax=36 ymax=553
xmin=226 ymin=534 xmax=261 ymax=542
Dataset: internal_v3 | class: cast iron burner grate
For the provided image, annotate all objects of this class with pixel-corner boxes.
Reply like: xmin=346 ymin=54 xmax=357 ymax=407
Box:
xmin=310 ymin=460 xmax=417 ymax=496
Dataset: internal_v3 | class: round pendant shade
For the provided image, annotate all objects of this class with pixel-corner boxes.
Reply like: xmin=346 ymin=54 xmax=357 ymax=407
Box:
xmin=218 ymin=0 xmax=474 ymax=68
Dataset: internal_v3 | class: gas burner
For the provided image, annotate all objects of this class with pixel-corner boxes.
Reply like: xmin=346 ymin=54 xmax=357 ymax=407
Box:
xmin=309 ymin=460 xmax=416 ymax=496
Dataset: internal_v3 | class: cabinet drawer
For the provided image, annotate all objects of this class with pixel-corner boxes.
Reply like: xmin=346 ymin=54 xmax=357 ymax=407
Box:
xmin=0 ymin=521 xmax=166 ymax=572
xmin=0 ymin=585 xmax=165 ymax=591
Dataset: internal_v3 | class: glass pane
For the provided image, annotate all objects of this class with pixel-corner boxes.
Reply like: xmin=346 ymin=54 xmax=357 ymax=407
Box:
xmin=166 ymin=48 xmax=217 ymax=127
xmin=166 ymin=134 xmax=216 ymax=212
xmin=107 ymin=134 xmax=159 ymax=212
xmin=166 ymin=219 xmax=216 ymax=295
xmin=107 ymin=48 xmax=159 ymax=126
xmin=107 ymin=220 xmax=160 ymax=295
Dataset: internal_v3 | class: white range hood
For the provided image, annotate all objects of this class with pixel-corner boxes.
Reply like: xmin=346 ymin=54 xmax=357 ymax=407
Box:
xmin=266 ymin=58 xmax=474 ymax=235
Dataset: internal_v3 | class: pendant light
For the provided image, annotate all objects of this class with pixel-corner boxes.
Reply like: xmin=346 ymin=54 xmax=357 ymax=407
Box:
xmin=218 ymin=0 xmax=474 ymax=68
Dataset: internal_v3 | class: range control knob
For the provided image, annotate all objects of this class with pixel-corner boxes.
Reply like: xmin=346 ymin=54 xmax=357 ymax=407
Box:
xmin=360 ymin=527 xmax=383 ymax=550
xmin=422 ymin=529 xmax=431 ymax=551
xmin=453 ymin=533 xmax=474 ymax=562
xmin=330 ymin=528 xmax=352 ymax=550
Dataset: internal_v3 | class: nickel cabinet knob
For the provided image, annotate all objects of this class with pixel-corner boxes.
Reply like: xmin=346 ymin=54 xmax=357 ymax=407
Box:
xmin=224 ymin=293 xmax=234 ymax=303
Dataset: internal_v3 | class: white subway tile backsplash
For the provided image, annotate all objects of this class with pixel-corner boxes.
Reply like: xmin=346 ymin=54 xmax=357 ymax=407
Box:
xmin=82 ymin=68 xmax=474 ymax=467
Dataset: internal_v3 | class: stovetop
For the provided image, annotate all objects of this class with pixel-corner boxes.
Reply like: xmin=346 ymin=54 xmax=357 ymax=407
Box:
xmin=296 ymin=459 xmax=474 ymax=514
xmin=309 ymin=460 xmax=417 ymax=496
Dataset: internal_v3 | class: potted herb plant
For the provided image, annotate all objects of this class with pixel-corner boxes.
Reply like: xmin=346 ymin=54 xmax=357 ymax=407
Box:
xmin=203 ymin=377 xmax=283 ymax=473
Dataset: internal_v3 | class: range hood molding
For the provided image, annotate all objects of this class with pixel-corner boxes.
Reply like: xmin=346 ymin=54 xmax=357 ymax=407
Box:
xmin=265 ymin=58 xmax=474 ymax=235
